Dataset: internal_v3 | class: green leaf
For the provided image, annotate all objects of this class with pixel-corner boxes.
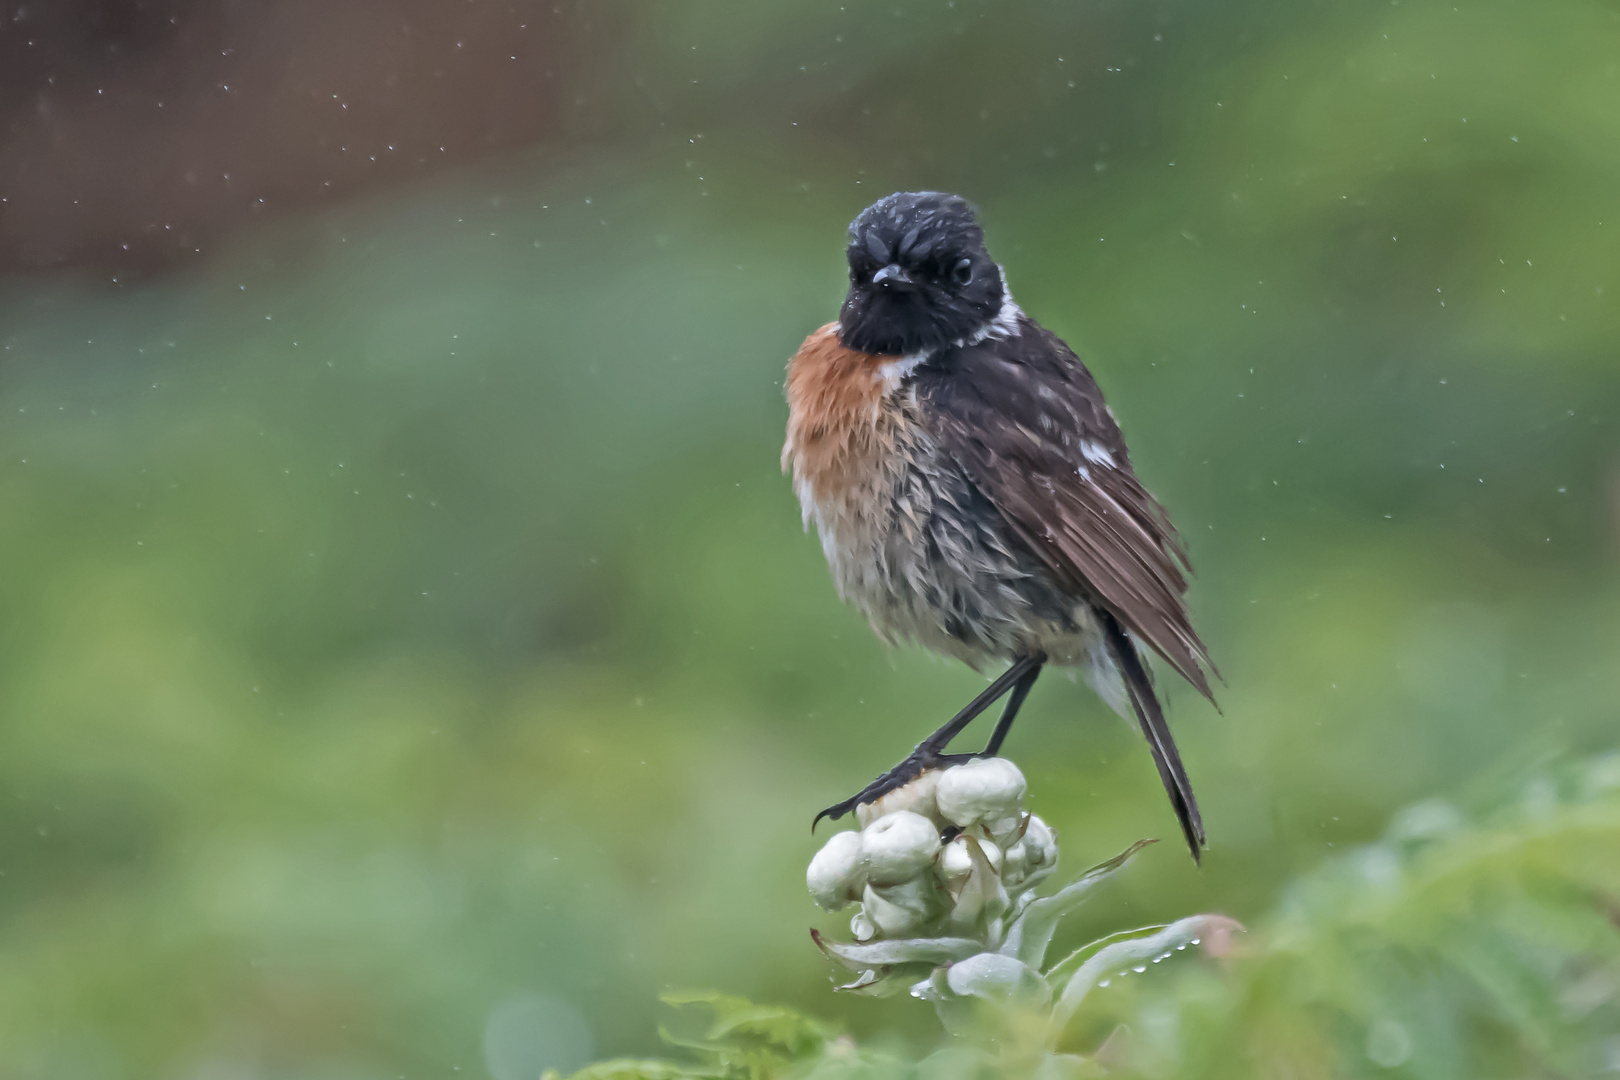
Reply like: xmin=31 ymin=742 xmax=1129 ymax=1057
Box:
xmin=659 ymin=990 xmax=833 ymax=1055
xmin=1000 ymin=839 xmax=1157 ymax=968
xmin=811 ymin=928 xmax=984 ymax=969
xmin=1048 ymin=914 xmax=1243 ymax=1037
xmin=1045 ymin=923 xmax=1177 ymax=985
xmin=559 ymin=1059 xmax=725 ymax=1080
xmin=551 ymin=992 xmax=839 ymax=1080
xmin=943 ymin=952 xmax=1051 ymax=1007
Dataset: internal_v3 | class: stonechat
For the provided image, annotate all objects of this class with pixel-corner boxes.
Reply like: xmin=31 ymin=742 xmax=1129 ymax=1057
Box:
xmin=783 ymin=192 xmax=1217 ymax=859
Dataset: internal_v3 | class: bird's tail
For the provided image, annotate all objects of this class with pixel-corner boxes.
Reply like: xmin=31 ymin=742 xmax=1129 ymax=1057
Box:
xmin=1099 ymin=610 xmax=1206 ymax=861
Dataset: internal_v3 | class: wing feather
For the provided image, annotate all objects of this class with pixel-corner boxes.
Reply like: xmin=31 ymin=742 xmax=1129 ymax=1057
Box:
xmin=915 ymin=321 xmax=1216 ymax=700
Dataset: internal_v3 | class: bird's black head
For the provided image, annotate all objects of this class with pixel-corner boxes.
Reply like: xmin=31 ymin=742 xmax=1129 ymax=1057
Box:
xmin=837 ymin=191 xmax=1005 ymax=355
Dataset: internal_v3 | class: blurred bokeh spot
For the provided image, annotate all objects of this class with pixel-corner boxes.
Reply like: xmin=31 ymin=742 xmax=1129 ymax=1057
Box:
xmin=484 ymin=995 xmax=594 ymax=1080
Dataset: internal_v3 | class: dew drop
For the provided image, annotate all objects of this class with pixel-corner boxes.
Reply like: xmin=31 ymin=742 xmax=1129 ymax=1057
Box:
xmin=1098 ymin=979 xmax=1110 ymax=988
xmin=1133 ymin=965 xmax=1147 ymax=973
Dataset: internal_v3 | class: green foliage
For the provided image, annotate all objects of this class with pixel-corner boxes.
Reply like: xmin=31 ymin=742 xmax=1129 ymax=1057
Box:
xmin=1071 ymin=757 xmax=1620 ymax=1077
xmin=563 ymin=759 xmax=1620 ymax=1079
xmin=558 ymin=993 xmax=839 ymax=1080
xmin=659 ymin=992 xmax=838 ymax=1079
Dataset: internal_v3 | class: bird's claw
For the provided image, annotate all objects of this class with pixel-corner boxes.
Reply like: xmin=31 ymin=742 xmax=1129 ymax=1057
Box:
xmin=811 ymin=747 xmax=975 ymax=831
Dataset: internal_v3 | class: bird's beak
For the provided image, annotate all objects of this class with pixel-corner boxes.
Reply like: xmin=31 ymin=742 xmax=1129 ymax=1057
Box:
xmin=871 ymin=264 xmax=915 ymax=289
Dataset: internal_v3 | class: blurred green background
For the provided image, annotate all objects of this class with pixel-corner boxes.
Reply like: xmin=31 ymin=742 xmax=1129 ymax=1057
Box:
xmin=0 ymin=0 xmax=1617 ymax=1076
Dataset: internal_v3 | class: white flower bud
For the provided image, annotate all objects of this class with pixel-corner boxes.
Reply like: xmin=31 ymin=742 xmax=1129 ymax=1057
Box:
xmin=807 ymin=830 xmax=868 ymax=911
xmin=944 ymin=836 xmax=1011 ymax=937
xmin=862 ymin=878 xmax=938 ymax=937
xmin=1022 ymin=814 xmax=1057 ymax=869
xmin=939 ymin=831 xmax=1003 ymax=878
xmin=936 ymin=834 xmax=977 ymax=887
xmin=855 ymin=769 xmax=943 ymax=829
xmin=987 ymin=814 xmax=1025 ymax=847
xmin=967 ymin=832 xmax=1002 ymax=872
xmin=860 ymin=811 xmax=942 ymax=885
xmin=936 ymin=758 xmax=1027 ymax=829
xmin=1002 ymin=816 xmax=1058 ymax=891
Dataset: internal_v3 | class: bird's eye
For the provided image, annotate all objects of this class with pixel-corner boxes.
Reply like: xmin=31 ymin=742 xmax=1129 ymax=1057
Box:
xmin=953 ymin=257 xmax=974 ymax=285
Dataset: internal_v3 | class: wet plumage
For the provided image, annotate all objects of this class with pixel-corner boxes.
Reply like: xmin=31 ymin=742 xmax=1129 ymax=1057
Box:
xmin=783 ymin=192 xmax=1216 ymax=858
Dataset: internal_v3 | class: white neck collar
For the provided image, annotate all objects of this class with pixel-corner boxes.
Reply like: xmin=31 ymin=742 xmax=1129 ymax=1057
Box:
xmin=955 ymin=276 xmax=1023 ymax=348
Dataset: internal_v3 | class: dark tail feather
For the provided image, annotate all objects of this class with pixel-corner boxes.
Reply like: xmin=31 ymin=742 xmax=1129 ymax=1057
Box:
xmin=1100 ymin=610 xmax=1206 ymax=862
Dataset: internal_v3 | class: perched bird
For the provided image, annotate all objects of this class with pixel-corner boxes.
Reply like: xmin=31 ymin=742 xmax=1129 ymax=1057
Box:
xmin=782 ymin=192 xmax=1217 ymax=859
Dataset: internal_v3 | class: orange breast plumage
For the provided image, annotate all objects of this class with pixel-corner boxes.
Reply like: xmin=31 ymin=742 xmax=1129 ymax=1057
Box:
xmin=782 ymin=324 xmax=898 ymax=506
xmin=781 ymin=324 xmax=909 ymax=617
xmin=782 ymin=318 xmax=1118 ymax=672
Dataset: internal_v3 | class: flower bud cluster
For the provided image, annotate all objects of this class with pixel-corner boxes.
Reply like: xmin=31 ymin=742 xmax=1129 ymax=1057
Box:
xmin=807 ymin=758 xmax=1058 ymax=947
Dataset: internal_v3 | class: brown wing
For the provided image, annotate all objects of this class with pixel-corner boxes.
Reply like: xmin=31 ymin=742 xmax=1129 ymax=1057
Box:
xmin=914 ymin=320 xmax=1216 ymax=701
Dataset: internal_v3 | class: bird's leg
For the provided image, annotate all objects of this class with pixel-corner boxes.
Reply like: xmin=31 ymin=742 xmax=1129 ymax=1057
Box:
xmin=814 ymin=654 xmax=1044 ymax=828
xmin=980 ymin=656 xmax=1044 ymax=757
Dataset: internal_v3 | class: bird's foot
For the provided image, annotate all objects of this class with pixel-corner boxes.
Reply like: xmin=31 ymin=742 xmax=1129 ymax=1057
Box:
xmin=812 ymin=746 xmax=977 ymax=830
xmin=811 ymin=655 xmax=1049 ymax=832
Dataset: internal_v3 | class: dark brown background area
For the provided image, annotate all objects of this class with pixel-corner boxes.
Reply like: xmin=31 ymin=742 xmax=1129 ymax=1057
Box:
xmin=0 ymin=0 xmax=590 ymax=276
xmin=0 ymin=0 xmax=1211 ymax=281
